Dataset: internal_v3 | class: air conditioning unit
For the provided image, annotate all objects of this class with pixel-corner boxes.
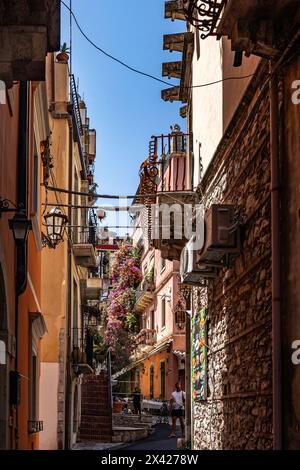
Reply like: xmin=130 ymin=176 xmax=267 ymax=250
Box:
xmin=198 ymin=204 xmax=240 ymax=266
xmin=180 ymin=236 xmax=217 ymax=285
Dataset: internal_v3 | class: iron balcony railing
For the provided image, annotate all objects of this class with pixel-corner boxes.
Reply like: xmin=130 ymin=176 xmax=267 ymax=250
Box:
xmin=183 ymin=0 xmax=228 ymax=39
xmin=70 ymin=74 xmax=83 ymax=136
xmin=135 ymin=329 xmax=157 ymax=347
xmin=28 ymin=420 xmax=43 ymax=434
xmin=136 ymin=279 xmax=155 ymax=303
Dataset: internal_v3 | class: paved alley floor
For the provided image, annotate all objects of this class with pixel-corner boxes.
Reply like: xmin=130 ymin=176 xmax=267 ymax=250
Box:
xmin=118 ymin=424 xmax=183 ymax=451
xmin=73 ymin=424 xmax=184 ymax=451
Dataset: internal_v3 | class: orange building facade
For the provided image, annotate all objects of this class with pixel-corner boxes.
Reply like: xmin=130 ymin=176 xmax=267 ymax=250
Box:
xmin=0 ymin=0 xmax=60 ymax=450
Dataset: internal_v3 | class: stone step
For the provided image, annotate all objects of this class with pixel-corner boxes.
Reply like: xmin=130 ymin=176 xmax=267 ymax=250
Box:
xmin=112 ymin=426 xmax=150 ymax=444
xmin=81 ymin=416 xmax=111 ymax=426
xmin=79 ymin=434 xmax=112 ymax=443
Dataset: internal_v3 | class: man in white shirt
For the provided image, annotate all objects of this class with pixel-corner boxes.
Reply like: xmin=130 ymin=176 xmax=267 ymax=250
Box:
xmin=169 ymin=382 xmax=185 ymax=438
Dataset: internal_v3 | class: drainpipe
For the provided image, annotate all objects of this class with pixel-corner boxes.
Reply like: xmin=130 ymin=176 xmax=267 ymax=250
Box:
xmin=64 ymin=120 xmax=73 ymax=450
xmin=270 ymin=63 xmax=282 ymax=450
xmin=185 ymin=306 xmax=192 ymax=447
xmin=14 ymin=81 xmax=30 ymax=450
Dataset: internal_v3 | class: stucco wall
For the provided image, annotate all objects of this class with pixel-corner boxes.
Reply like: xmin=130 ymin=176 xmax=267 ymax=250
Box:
xmin=39 ymin=362 xmax=59 ymax=449
xmin=192 ymin=35 xmax=223 ymax=186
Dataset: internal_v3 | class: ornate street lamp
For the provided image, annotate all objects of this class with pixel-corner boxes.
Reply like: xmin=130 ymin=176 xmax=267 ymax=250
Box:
xmin=9 ymin=210 xmax=32 ymax=246
xmin=43 ymin=207 xmax=68 ymax=249
xmin=175 ymin=310 xmax=186 ymax=330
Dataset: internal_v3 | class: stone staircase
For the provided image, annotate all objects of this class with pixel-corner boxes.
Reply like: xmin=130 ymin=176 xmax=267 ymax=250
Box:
xmin=79 ymin=373 xmax=113 ymax=443
xmin=112 ymin=414 xmax=155 ymax=443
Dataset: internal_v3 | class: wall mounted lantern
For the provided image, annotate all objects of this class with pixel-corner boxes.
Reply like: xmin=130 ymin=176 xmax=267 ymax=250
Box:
xmin=175 ymin=310 xmax=186 ymax=330
xmin=9 ymin=210 xmax=32 ymax=246
xmin=43 ymin=207 xmax=68 ymax=249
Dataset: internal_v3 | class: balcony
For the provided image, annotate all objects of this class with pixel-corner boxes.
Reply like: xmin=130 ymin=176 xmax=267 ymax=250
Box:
xmin=217 ymin=0 xmax=300 ymax=58
xmin=73 ymin=228 xmax=97 ymax=268
xmin=85 ymin=278 xmax=102 ymax=301
xmin=72 ymin=328 xmax=94 ymax=375
xmin=0 ymin=0 xmax=60 ymax=84
xmin=183 ymin=0 xmax=300 ymax=59
xmin=135 ymin=329 xmax=157 ymax=348
xmin=165 ymin=1 xmax=186 ymax=21
xmin=137 ymin=128 xmax=196 ymax=260
xmin=28 ymin=421 xmax=43 ymax=434
xmin=161 ymin=32 xmax=194 ymax=103
xmin=135 ymin=279 xmax=155 ymax=313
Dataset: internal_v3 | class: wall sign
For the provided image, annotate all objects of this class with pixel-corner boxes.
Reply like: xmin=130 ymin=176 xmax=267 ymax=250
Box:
xmin=192 ymin=308 xmax=207 ymax=401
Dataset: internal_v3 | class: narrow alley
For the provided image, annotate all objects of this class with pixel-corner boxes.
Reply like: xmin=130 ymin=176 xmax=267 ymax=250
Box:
xmin=0 ymin=0 xmax=300 ymax=458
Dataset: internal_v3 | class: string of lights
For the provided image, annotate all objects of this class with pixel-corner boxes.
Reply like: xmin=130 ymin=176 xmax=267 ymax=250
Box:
xmin=60 ymin=0 xmax=255 ymax=89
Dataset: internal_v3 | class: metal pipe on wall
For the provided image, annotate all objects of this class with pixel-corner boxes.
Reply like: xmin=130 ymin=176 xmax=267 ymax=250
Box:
xmin=14 ymin=80 xmax=30 ymax=450
xmin=270 ymin=63 xmax=282 ymax=450
xmin=64 ymin=119 xmax=73 ymax=450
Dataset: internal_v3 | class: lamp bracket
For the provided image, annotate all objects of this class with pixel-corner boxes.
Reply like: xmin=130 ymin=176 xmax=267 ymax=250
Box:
xmin=0 ymin=198 xmax=20 ymax=218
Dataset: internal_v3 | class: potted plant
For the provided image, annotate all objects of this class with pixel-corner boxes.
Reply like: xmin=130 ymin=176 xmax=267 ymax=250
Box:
xmin=88 ymin=153 xmax=95 ymax=165
xmin=57 ymin=43 xmax=70 ymax=63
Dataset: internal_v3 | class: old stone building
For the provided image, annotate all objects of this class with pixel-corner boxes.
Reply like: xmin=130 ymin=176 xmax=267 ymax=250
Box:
xmin=192 ymin=61 xmax=272 ymax=450
xmin=160 ymin=0 xmax=300 ymax=450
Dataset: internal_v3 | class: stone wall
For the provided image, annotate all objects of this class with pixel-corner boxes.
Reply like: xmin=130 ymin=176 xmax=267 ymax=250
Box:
xmin=192 ymin=71 xmax=273 ymax=450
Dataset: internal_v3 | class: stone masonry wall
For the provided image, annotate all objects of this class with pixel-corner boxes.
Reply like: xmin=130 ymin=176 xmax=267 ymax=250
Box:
xmin=193 ymin=78 xmax=273 ymax=450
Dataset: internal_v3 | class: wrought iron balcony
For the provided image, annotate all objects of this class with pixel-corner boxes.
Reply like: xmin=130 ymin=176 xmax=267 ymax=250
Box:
xmin=135 ymin=329 xmax=157 ymax=347
xmin=183 ymin=0 xmax=228 ymax=39
xmin=70 ymin=74 xmax=83 ymax=139
xmin=73 ymin=223 xmax=97 ymax=268
xmin=135 ymin=279 xmax=155 ymax=313
xmin=137 ymin=128 xmax=195 ymax=259
xmin=28 ymin=420 xmax=43 ymax=434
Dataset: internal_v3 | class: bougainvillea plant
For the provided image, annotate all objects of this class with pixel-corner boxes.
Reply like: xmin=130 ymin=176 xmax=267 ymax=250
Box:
xmin=104 ymin=244 xmax=142 ymax=370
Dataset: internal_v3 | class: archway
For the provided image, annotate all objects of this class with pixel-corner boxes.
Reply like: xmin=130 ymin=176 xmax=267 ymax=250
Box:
xmin=0 ymin=263 xmax=8 ymax=449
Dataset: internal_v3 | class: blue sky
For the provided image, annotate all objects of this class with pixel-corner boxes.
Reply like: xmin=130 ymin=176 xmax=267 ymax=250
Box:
xmin=61 ymin=0 xmax=185 ymax=234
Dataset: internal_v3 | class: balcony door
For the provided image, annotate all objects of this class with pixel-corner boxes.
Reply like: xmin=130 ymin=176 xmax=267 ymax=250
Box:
xmin=149 ymin=365 xmax=154 ymax=399
xmin=160 ymin=362 xmax=166 ymax=399
xmin=150 ymin=310 xmax=155 ymax=330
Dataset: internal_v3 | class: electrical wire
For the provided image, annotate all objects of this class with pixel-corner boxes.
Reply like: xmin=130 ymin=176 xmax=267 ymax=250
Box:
xmin=60 ymin=0 xmax=254 ymax=89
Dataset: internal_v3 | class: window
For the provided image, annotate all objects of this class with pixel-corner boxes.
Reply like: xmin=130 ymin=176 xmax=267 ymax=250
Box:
xmin=73 ymin=281 xmax=79 ymax=348
xmin=30 ymin=353 xmax=38 ymax=421
xmin=160 ymin=257 xmax=166 ymax=272
xmin=74 ymin=171 xmax=79 ymax=243
xmin=150 ymin=365 xmax=154 ymax=399
xmin=28 ymin=313 xmax=46 ymax=427
xmin=160 ymin=362 xmax=166 ymax=399
xmin=161 ymin=298 xmax=166 ymax=329
xmin=150 ymin=310 xmax=155 ymax=330
xmin=32 ymin=139 xmax=39 ymax=216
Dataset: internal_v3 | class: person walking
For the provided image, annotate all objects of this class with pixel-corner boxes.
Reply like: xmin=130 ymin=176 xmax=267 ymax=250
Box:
xmin=169 ymin=382 xmax=185 ymax=438
xmin=132 ymin=386 xmax=142 ymax=417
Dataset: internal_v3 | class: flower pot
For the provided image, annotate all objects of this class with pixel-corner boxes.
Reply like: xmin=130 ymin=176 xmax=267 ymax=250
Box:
xmin=88 ymin=154 xmax=95 ymax=165
xmin=113 ymin=401 xmax=123 ymax=414
xmin=57 ymin=52 xmax=69 ymax=63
